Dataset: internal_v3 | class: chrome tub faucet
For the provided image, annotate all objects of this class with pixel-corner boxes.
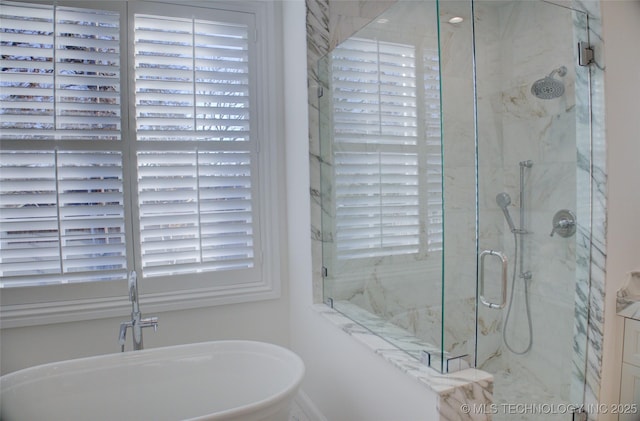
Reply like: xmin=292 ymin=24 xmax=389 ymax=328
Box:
xmin=119 ymin=271 xmax=158 ymax=352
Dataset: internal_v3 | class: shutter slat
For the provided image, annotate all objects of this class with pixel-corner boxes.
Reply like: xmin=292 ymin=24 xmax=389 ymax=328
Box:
xmin=200 ymin=211 xmax=252 ymax=224
xmin=1 ymin=260 xmax=62 ymax=276
xmin=142 ymin=259 xmax=253 ymax=278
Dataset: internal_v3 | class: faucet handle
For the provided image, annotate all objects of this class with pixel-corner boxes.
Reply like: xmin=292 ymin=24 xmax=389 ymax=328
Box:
xmin=549 ymin=209 xmax=576 ymax=238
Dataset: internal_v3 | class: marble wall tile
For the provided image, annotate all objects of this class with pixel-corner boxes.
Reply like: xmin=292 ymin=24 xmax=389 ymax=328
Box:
xmin=571 ymin=1 xmax=606 ymax=417
xmin=479 ymin=6 xmax=581 ymax=404
xmin=328 ymin=1 xmax=397 ymax=49
xmin=476 ymin=3 xmax=567 ymax=392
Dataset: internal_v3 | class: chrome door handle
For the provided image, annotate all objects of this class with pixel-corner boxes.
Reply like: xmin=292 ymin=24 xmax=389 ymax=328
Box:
xmin=479 ymin=250 xmax=508 ymax=309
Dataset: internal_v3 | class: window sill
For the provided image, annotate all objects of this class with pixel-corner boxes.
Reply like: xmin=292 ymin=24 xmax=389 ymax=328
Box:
xmin=0 ymin=282 xmax=279 ymax=329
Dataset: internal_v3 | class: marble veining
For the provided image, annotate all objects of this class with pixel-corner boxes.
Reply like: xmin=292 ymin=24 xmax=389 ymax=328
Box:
xmin=306 ymin=0 xmax=606 ymax=419
xmin=314 ymin=303 xmax=494 ymax=421
xmin=570 ymin=2 xmax=607 ymax=418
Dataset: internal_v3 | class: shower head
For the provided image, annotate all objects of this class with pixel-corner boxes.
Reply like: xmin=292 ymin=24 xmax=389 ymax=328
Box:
xmin=496 ymin=192 xmax=516 ymax=233
xmin=531 ymin=78 xmax=564 ymax=99
xmin=531 ymin=66 xmax=567 ymax=100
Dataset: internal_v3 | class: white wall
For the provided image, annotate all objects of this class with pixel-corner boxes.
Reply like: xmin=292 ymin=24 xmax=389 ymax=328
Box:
xmin=600 ymin=0 xmax=640 ymax=417
xmin=284 ymin=1 xmax=439 ymax=420
xmin=0 ymin=298 xmax=290 ymax=375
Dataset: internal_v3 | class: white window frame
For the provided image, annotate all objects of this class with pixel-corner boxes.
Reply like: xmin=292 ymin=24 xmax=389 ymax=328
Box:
xmin=0 ymin=0 xmax=285 ymax=328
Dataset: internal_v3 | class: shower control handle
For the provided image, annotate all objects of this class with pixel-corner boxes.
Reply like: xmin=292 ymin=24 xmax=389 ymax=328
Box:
xmin=479 ymin=250 xmax=508 ymax=310
xmin=549 ymin=209 xmax=576 ymax=238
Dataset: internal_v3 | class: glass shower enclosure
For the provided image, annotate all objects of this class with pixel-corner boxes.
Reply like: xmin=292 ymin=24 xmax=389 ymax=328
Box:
xmin=319 ymin=0 xmax=592 ymax=417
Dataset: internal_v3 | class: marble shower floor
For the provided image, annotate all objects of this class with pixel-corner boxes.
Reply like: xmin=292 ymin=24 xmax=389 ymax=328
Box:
xmin=491 ymin=363 xmax=569 ymax=421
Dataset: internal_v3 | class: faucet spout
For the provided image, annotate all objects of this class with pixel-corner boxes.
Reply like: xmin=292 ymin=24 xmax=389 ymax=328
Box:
xmin=119 ymin=271 xmax=158 ymax=352
xmin=129 ymin=270 xmax=140 ymax=315
xmin=119 ymin=321 xmax=132 ymax=352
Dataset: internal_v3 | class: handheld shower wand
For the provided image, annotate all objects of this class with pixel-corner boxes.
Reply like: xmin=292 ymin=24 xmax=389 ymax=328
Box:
xmin=496 ymin=192 xmax=516 ymax=233
xmin=495 ymin=161 xmax=534 ymax=355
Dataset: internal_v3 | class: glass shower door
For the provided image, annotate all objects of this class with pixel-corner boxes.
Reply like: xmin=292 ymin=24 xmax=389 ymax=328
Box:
xmin=318 ymin=0 xmax=593 ymax=412
xmin=473 ymin=0 xmax=591 ymax=418
xmin=319 ymin=1 xmax=447 ymax=368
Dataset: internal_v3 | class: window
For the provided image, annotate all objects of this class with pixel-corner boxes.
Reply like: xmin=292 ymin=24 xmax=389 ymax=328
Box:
xmin=0 ymin=1 xmax=283 ymax=326
xmin=329 ymin=37 xmax=442 ymax=266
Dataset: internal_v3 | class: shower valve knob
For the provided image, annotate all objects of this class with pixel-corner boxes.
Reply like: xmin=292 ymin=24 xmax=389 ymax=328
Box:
xmin=549 ymin=209 xmax=576 ymax=238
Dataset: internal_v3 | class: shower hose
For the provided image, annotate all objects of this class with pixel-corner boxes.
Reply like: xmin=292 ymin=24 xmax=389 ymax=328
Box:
xmin=501 ymin=231 xmax=533 ymax=355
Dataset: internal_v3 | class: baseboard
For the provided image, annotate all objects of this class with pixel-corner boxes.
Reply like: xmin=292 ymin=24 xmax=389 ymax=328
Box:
xmin=290 ymin=389 xmax=328 ymax=421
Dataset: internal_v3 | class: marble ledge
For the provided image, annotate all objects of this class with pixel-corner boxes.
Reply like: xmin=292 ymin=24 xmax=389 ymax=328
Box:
xmin=616 ymin=271 xmax=640 ymax=320
xmin=313 ymin=303 xmax=494 ymax=417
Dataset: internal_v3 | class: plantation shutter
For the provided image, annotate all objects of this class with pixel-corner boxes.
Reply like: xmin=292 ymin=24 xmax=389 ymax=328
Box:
xmin=0 ymin=2 xmax=54 ymax=137
xmin=0 ymin=151 xmax=127 ymax=287
xmin=134 ymin=14 xmax=250 ymax=141
xmin=133 ymin=12 xmax=256 ymax=278
xmin=136 ymin=150 xmax=254 ymax=278
xmin=0 ymin=2 xmax=121 ymax=140
xmin=331 ymin=38 xmax=442 ymax=260
xmin=0 ymin=2 xmax=126 ymax=287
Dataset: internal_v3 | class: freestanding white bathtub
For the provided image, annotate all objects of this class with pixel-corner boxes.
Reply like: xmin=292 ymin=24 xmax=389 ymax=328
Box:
xmin=0 ymin=340 xmax=305 ymax=421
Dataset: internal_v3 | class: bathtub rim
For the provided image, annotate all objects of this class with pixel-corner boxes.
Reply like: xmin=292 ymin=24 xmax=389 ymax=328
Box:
xmin=1 ymin=339 xmax=306 ymax=421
